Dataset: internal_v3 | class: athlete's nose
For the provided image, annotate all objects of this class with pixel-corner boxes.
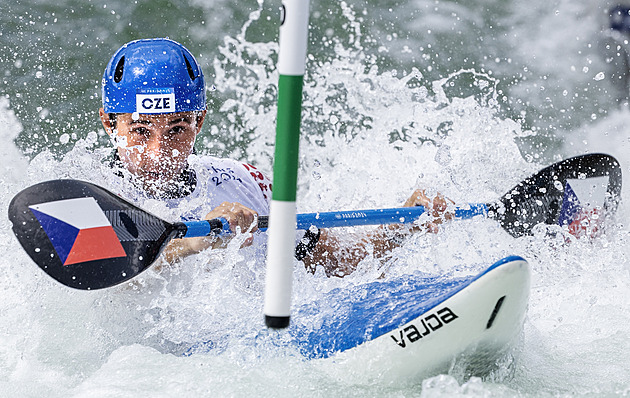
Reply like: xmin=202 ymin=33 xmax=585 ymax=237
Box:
xmin=145 ymin=131 xmax=167 ymax=158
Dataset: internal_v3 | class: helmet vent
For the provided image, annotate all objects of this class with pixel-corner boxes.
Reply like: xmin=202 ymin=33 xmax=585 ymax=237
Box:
xmin=183 ymin=52 xmax=197 ymax=80
xmin=114 ymin=56 xmax=125 ymax=83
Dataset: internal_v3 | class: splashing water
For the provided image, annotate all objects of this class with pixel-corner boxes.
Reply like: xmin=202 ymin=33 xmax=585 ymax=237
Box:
xmin=1 ymin=1 xmax=630 ymax=397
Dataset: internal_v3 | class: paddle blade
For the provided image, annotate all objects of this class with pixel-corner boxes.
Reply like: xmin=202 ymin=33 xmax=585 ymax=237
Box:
xmin=8 ymin=180 xmax=176 ymax=290
xmin=492 ymin=153 xmax=622 ymax=237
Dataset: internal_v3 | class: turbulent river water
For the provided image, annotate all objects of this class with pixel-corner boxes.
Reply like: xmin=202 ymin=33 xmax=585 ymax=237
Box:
xmin=1 ymin=0 xmax=629 ymax=396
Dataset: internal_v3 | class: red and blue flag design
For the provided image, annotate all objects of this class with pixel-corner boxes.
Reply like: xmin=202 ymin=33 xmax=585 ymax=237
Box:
xmin=29 ymin=197 xmax=126 ymax=265
xmin=558 ymin=176 xmax=609 ymax=239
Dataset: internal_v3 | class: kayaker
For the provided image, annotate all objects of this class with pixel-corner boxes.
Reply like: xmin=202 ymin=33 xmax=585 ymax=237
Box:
xmin=99 ymin=38 xmax=451 ymax=277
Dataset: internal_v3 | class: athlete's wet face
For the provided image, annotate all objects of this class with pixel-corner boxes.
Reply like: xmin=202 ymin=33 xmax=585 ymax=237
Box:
xmin=100 ymin=109 xmax=206 ymax=193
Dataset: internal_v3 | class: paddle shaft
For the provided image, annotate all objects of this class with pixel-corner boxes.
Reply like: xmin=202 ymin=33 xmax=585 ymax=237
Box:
xmin=8 ymin=153 xmax=620 ymax=290
xmin=176 ymin=203 xmax=490 ymax=238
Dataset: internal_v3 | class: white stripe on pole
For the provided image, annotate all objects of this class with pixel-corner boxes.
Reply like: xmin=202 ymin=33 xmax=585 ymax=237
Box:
xmin=264 ymin=200 xmax=297 ymax=319
xmin=278 ymin=0 xmax=310 ymax=75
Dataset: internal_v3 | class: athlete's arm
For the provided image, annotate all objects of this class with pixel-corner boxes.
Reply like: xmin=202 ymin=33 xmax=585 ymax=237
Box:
xmin=161 ymin=201 xmax=259 ymax=263
xmin=301 ymin=189 xmax=452 ymax=277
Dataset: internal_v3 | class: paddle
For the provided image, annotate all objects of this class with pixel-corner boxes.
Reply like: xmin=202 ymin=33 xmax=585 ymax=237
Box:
xmin=8 ymin=153 xmax=621 ymax=290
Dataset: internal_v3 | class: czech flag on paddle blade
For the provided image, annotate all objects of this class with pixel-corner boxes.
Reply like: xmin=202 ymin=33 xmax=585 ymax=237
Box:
xmin=29 ymin=197 xmax=126 ymax=266
xmin=558 ymin=176 xmax=609 ymax=238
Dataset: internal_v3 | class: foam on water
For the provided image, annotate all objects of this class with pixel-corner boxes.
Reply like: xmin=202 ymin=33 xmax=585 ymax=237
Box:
xmin=2 ymin=2 xmax=630 ymax=397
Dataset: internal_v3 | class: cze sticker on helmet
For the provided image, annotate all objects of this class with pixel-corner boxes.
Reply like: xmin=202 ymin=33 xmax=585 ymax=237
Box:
xmin=136 ymin=87 xmax=176 ymax=113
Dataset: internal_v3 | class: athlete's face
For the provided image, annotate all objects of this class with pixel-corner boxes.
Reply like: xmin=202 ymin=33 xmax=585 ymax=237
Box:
xmin=100 ymin=109 xmax=206 ymax=192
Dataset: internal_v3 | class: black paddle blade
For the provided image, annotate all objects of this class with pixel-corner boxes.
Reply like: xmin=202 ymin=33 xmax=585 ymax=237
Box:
xmin=8 ymin=179 xmax=177 ymax=290
xmin=491 ymin=153 xmax=622 ymax=238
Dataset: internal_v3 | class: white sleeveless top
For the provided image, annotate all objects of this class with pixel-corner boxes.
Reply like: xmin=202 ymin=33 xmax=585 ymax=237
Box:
xmin=164 ymin=155 xmax=272 ymax=220
xmin=111 ymin=155 xmax=310 ymax=261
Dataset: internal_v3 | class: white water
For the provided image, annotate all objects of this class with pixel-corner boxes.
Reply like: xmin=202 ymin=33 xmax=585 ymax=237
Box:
xmin=2 ymin=3 xmax=630 ymax=398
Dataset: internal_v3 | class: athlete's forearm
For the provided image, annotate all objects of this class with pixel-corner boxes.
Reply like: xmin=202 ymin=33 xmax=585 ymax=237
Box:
xmin=161 ymin=235 xmax=223 ymax=263
xmin=302 ymin=227 xmax=404 ymax=278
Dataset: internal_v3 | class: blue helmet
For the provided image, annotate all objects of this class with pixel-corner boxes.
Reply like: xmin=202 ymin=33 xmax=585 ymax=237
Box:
xmin=102 ymin=38 xmax=206 ymax=114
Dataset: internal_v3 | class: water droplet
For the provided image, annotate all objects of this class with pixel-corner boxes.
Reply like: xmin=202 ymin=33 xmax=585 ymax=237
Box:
xmin=434 ymin=145 xmax=452 ymax=166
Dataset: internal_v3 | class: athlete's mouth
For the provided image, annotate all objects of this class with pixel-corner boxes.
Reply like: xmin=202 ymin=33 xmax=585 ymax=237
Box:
xmin=140 ymin=171 xmax=171 ymax=181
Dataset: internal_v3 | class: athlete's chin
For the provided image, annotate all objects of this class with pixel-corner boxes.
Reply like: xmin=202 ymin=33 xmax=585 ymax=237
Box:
xmin=136 ymin=171 xmax=177 ymax=189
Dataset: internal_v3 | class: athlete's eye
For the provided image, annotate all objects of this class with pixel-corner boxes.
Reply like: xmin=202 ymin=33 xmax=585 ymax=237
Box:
xmin=169 ymin=125 xmax=187 ymax=134
xmin=132 ymin=127 xmax=150 ymax=136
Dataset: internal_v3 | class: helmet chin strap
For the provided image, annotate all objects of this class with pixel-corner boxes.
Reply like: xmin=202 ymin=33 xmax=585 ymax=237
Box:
xmin=109 ymin=149 xmax=198 ymax=199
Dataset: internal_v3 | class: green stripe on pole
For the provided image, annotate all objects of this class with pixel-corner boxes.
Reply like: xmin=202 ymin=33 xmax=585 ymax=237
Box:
xmin=272 ymin=74 xmax=304 ymax=202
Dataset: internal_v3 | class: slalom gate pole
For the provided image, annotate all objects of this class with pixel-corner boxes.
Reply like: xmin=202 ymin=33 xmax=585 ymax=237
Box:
xmin=264 ymin=0 xmax=310 ymax=329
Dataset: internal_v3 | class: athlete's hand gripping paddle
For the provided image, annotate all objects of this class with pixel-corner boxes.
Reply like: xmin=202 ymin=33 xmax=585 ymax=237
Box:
xmin=8 ymin=153 xmax=621 ymax=290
